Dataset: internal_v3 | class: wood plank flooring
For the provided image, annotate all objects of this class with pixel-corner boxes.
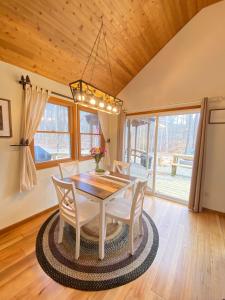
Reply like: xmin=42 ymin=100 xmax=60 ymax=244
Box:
xmin=0 ymin=197 xmax=225 ymax=300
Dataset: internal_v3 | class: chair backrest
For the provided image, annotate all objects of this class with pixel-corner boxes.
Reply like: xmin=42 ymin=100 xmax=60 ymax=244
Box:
xmin=59 ymin=161 xmax=80 ymax=179
xmin=130 ymin=180 xmax=147 ymax=221
xmin=112 ymin=160 xmax=130 ymax=175
xmin=52 ymin=176 xmax=79 ymax=224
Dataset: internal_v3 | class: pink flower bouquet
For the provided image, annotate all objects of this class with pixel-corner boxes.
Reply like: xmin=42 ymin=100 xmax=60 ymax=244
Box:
xmin=90 ymin=147 xmax=106 ymax=172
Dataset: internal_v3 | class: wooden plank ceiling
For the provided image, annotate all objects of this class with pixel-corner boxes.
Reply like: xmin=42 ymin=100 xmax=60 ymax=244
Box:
xmin=0 ymin=0 xmax=220 ymax=95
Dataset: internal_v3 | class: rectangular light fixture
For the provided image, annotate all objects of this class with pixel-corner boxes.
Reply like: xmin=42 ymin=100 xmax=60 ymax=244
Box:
xmin=69 ymin=80 xmax=123 ymax=115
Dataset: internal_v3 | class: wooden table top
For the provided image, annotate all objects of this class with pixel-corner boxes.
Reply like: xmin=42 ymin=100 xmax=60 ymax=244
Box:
xmin=65 ymin=171 xmax=136 ymax=200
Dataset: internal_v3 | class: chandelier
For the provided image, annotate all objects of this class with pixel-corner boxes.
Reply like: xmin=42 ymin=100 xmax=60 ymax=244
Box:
xmin=69 ymin=18 xmax=123 ymax=115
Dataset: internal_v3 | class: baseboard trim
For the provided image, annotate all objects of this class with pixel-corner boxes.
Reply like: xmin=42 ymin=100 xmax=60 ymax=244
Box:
xmin=0 ymin=204 xmax=59 ymax=235
xmin=202 ymin=207 xmax=225 ymax=216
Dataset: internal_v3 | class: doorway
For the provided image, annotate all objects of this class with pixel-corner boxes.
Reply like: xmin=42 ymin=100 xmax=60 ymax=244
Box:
xmin=124 ymin=111 xmax=200 ymax=203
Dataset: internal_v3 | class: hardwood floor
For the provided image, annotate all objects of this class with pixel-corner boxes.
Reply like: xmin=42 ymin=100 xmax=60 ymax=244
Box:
xmin=0 ymin=197 xmax=224 ymax=300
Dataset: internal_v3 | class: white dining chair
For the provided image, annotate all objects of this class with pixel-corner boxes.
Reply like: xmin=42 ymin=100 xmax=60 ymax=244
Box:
xmin=105 ymin=180 xmax=147 ymax=255
xmin=52 ymin=176 xmax=99 ymax=260
xmin=59 ymin=160 xmax=80 ymax=179
xmin=112 ymin=160 xmax=131 ymax=175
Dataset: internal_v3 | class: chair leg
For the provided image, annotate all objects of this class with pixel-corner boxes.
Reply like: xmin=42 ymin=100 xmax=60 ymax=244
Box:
xmin=75 ymin=226 xmax=80 ymax=260
xmin=139 ymin=215 xmax=143 ymax=236
xmin=128 ymin=223 xmax=134 ymax=255
xmin=58 ymin=217 xmax=65 ymax=243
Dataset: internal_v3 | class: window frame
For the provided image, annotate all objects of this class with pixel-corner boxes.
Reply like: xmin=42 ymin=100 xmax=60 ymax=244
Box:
xmin=77 ymin=105 xmax=104 ymax=161
xmin=31 ymin=97 xmax=76 ymax=170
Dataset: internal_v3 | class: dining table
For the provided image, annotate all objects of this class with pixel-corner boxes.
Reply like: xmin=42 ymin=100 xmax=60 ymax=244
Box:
xmin=65 ymin=171 xmax=137 ymax=260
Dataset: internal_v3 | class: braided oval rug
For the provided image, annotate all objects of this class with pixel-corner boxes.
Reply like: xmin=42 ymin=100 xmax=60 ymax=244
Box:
xmin=36 ymin=210 xmax=159 ymax=291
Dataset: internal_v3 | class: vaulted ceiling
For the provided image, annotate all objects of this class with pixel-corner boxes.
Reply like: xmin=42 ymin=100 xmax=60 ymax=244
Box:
xmin=0 ymin=0 xmax=220 ymax=95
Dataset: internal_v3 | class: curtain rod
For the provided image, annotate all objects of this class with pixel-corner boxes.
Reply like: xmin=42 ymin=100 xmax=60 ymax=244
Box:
xmin=18 ymin=75 xmax=74 ymax=101
xmin=51 ymin=91 xmax=74 ymax=100
xmin=126 ymin=104 xmax=201 ymax=117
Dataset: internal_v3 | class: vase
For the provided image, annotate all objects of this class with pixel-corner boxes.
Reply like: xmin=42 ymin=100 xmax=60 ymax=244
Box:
xmin=95 ymin=161 xmax=101 ymax=172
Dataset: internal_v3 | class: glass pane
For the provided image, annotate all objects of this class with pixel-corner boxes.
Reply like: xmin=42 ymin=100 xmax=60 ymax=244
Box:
xmin=80 ymin=110 xmax=100 ymax=134
xmin=34 ymin=133 xmax=71 ymax=162
xmin=124 ymin=117 xmax=156 ymax=190
xmin=155 ymin=113 xmax=200 ymax=201
xmin=147 ymin=118 xmax=156 ymax=190
xmin=80 ymin=134 xmax=101 ymax=156
xmin=38 ymin=103 xmax=69 ymax=132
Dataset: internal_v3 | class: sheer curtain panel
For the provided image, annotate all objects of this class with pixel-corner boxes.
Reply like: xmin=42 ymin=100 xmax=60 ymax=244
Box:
xmin=188 ymin=98 xmax=208 ymax=212
xmin=98 ymin=111 xmax=111 ymax=169
xmin=117 ymin=110 xmax=126 ymax=161
xmin=20 ymin=85 xmax=49 ymax=192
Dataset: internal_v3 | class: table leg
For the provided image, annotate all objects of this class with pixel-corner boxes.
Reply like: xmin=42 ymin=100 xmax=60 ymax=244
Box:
xmin=99 ymin=201 xmax=106 ymax=260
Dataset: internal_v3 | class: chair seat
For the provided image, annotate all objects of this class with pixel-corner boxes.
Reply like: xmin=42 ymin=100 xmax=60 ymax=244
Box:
xmin=106 ymin=197 xmax=132 ymax=221
xmin=77 ymin=194 xmax=99 ymax=223
xmin=62 ymin=194 xmax=99 ymax=225
xmin=110 ymin=195 xmax=132 ymax=206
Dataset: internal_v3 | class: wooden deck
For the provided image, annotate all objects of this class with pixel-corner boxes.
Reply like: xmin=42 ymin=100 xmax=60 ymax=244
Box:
xmin=131 ymin=164 xmax=192 ymax=201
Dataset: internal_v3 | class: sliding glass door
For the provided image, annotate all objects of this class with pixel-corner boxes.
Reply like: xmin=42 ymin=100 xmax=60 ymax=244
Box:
xmin=124 ymin=111 xmax=200 ymax=203
xmin=124 ymin=117 xmax=156 ymax=191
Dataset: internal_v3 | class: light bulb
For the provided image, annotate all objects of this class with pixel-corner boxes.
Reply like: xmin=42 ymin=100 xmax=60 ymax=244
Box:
xmin=99 ymin=102 xmax=105 ymax=108
xmin=77 ymin=94 xmax=82 ymax=101
xmin=112 ymin=107 xmax=117 ymax=113
xmin=81 ymin=95 xmax=85 ymax=101
xmin=106 ymin=104 xmax=112 ymax=111
xmin=89 ymin=98 xmax=96 ymax=105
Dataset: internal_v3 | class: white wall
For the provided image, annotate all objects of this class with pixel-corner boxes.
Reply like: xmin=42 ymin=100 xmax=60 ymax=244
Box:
xmin=0 ymin=61 xmax=117 ymax=229
xmin=202 ymin=98 xmax=225 ymax=213
xmin=119 ymin=1 xmax=225 ymax=113
xmin=119 ymin=1 xmax=225 ymax=212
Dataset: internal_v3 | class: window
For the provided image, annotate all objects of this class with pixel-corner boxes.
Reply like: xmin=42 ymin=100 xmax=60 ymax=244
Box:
xmin=32 ymin=99 xmax=104 ymax=169
xmin=78 ymin=106 xmax=103 ymax=160
xmin=33 ymin=98 xmax=74 ymax=169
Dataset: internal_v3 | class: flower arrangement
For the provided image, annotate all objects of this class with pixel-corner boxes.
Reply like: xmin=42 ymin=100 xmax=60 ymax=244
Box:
xmin=90 ymin=147 xmax=106 ymax=173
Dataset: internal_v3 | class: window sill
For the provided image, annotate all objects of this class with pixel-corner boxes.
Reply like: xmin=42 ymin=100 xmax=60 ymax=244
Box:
xmin=35 ymin=158 xmax=72 ymax=170
xmin=35 ymin=157 xmax=94 ymax=170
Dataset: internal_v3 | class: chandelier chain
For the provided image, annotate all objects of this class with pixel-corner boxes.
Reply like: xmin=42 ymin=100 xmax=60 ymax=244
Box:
xmin=81 ymin=17 xmax=116 ymax=97
xmin=81 ymin=21 xmax=103 ymax=80
xmin=103 ymin=28 xmax=115 ymax=97
xmin=89 ymin=21 xmax=102 ymax=85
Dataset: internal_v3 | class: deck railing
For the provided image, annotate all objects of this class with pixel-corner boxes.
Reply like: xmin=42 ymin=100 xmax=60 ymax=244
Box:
xmin=126 ymin=149 xmax=194 ymax=176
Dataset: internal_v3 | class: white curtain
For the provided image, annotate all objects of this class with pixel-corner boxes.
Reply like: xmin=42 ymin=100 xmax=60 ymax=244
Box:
xmin=117 ymin=110 xmax=126 ymax=161
xmin=188 ymin=98 xmax=208 ymax=212
xmin=98 ymin=111 xmax=111 ymax=169
xmin=20 ymin=85 xmax=49 ymax=192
